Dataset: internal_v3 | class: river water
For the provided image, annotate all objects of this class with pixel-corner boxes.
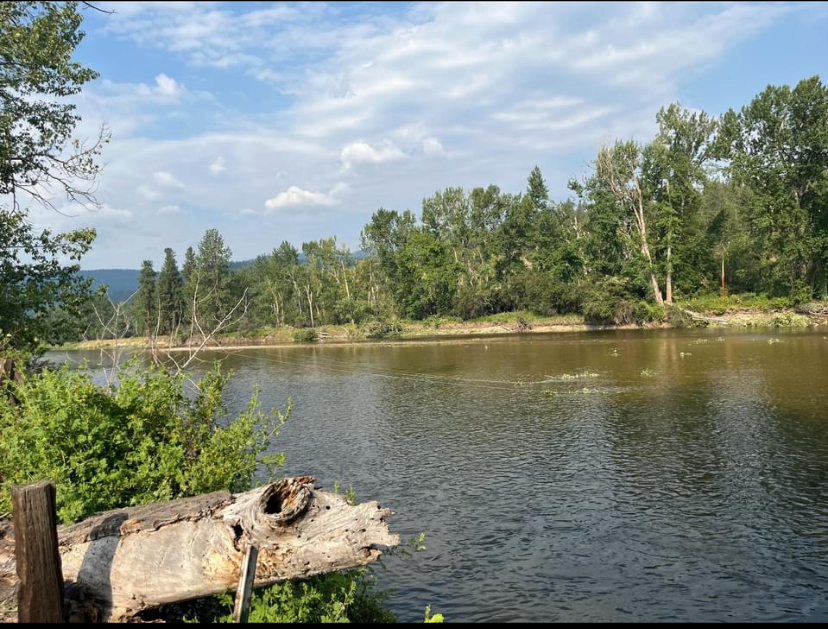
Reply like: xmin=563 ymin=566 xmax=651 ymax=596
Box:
xmin=55 ymin=328 xmax=828 ymax=622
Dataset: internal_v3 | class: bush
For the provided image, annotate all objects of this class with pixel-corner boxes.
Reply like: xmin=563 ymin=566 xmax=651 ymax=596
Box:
xmin=365 ymin=319 xmax=403 ymax=339
xmin=666 ymin=305 xmax=695 ymax=328
xmin=635 ymin=301 xmax=665 ymax=324
xmin=581 ymin=278 xmax=638 ymax=325
xmin=771 ymin=312 xmax=809 ymax=327
xmin=0 ymin=363 xmax=289 ymax=524
xmin=293 ymin=328 xmax=318 ymax=343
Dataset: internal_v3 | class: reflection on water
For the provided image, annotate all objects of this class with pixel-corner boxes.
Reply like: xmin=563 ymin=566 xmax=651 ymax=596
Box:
xmin=51 ymin=328 xmax=828 ymax=622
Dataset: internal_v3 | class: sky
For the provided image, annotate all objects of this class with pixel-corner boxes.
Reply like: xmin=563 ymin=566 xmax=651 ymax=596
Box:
xmin=23 ymin=1 xmax=828 ymax=269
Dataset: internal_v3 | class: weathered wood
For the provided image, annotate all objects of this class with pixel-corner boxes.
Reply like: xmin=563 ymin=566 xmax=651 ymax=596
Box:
xmin=0 ymin=477 xmax=397 ymax=623
xmin=12 ymin=481 xmax=65 ymax=623
xmin=232 ymin=545 xmax=258 ymax=624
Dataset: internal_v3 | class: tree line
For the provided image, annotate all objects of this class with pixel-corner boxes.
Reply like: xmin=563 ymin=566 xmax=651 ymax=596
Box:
xmin=102 ymin=75 xmax=827 ymax=340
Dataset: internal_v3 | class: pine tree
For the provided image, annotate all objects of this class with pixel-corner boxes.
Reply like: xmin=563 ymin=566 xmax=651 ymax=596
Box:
xmin=136 ymin=260 xmax=157 ymax=336
xmin=156 ymin=248 xmax=184 ymax=335
xmin=195 ymin=229 xmax=232 ymax=325
xmin=182 ymin=247 xmax=196 ymax=284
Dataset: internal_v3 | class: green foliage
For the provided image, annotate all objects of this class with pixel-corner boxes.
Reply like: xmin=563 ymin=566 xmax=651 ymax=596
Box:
xmin=156 ymin=248 xmax=185 ymax=335
xmin=293 ymin=329 xmax=318 ymax=343
xmin=771 ymin=312 xmax=809 ymax=328
xmin=581 ymin=278 xmax=639 ymax=325
xmin=198 ymin=569 xmax=396 ymax=624
xmin=0 ymin=1 xmax=106 ymax=203
xmin=0 ymin=210 xmax=95 ymax=352
xmin=135 ymin=259 xmax=157 ymax=337
xmin=0 ymin=362 xmax=289 ymax=524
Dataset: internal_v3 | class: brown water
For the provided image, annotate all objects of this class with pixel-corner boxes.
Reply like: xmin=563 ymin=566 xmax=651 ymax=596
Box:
xmin=56 ymin=327 xmax=828 ymax=622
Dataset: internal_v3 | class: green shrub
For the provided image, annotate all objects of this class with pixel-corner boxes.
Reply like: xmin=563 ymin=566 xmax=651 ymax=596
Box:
xmin=197 ymin=569 xmax=396 ymax=624
xmin=293 ymin=329 xmax=319 ymax=343
xmin=771 ymin=312 xmax=809 ymax=327
xmin=635 ymin=301 xmax=665 ymax=324
xmin=0 ymin=363 xmax=289 ymax=524
xmin=581 ymin=278 xmax=638 ymax=325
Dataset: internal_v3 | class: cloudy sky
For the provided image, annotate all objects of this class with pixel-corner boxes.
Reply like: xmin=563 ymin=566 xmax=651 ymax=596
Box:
xmin=27 ymin=1 xmax=828 ymax=268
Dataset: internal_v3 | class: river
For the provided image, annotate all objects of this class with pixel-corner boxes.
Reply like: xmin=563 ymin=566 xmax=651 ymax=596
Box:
xmin=53 ymin=327 xmax=828 ymax=622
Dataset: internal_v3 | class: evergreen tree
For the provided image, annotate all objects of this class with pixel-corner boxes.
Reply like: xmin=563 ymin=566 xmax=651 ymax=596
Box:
xmin=156 ymin=248 xmax=184 ymax=335
xmin=182 ymin=247 xmax=196 ymax=284
xmin=136 ymin=260 xmax=157 ymax=336
xmin=195 ymin=229 xmax=232 ymax=325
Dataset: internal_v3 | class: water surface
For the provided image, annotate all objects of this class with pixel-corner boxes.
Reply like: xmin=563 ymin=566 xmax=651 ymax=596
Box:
xmin=55 ymin=328 xmax=828 ymax=622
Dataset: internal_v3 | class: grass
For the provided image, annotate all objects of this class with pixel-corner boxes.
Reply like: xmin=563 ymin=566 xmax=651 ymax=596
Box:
xmin=681 ymin=293 xmax=793 ymax=315
xmin=466 ymin=311 xmax=584 ymax=326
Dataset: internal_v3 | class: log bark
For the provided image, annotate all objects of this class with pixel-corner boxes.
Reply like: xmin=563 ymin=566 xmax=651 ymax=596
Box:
xmin=0 ymin=477 xmax=398 ymax=623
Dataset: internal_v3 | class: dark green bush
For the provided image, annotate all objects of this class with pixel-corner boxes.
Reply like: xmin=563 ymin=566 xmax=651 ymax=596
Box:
xmin=293 ymin=328 xmax=319 ymax=343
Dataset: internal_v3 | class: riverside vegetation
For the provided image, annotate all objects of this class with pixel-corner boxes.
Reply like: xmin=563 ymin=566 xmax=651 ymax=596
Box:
xmin=1 ymin=1 xmax=827 ymax=623
xmin=66 ymin=77 xmax=828 ymax=347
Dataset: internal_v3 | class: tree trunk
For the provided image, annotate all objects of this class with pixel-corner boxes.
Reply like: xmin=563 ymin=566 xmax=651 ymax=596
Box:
xmin=665 ymin=242 xmax=673 ymax=305
xmin=0 ymin=477 xmax=397 ymax=623
xmin=721 ymin=257 xmax=727 ymax=298
xmin=306 ymin=286 xmax=315 ymax=328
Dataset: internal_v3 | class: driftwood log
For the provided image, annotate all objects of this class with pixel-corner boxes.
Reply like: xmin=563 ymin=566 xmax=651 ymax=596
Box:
xmin=0 ymin=477 xmax=398 ymax=623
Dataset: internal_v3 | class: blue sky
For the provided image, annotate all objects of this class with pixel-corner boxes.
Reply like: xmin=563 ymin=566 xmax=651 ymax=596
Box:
xmin=27 ymin=1 xmax=828 ymax=268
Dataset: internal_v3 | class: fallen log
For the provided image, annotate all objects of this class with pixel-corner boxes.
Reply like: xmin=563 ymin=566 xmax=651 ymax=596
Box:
xmin=0 ymin=477 xmax=398 ymax=623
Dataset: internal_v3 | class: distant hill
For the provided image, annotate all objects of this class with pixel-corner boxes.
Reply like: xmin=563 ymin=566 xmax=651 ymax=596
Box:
xmin=80 ymin=269 xmax=140 ymax=303
xmin=82 ymin=251 xmax=368 ymax=303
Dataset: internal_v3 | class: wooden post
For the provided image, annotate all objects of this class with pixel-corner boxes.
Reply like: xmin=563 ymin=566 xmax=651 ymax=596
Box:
xmin=233 ymin=544 xmax=259 ymax=624
xmin=12 ymin=481 xmax=65 ymax=623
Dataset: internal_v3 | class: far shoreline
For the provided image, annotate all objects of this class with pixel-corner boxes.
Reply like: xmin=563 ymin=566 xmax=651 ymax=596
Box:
xmin=52 ymin=305 xmax=828 ymax=354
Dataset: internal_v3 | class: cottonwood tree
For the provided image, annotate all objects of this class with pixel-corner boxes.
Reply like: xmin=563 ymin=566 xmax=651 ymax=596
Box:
xmin=0 ymin=2 xmax=105 ymax=353
xmin=0 ymin=1 xmax=108 ymax=210
xmin=719 ymin=75 xmax=828 ymax=299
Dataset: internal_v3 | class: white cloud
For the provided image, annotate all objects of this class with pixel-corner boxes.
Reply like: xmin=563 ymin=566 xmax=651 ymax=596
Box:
xmin=209 ymin=156 xmax=227 ymax=175
xmin=138 ymin=185 xmax=161 ymax=201
xmin=155 ymin=73 xmax=182 ymax=96
xmin=153 ymin=171 xmax=186 ymax=189
xmin=264 ymin=186 xmax=337 ymax=211
xmin=157 ymin=204 xmax=185 ymax=215
xmin=422 ymin=137 xmax=444 ymax=156
xmin=340 ymin=140 xmax=405 ymax=169
xmin=66 ymin=1 xmax=801 ymax=266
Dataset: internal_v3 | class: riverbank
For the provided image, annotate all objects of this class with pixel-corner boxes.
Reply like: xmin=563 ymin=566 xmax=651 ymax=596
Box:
xmin=54 ymin=300 xmax=828 ymax=352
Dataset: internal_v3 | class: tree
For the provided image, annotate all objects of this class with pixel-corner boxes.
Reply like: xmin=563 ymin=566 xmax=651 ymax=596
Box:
xmin=0 ymin=210 xmax=95 ymax=352
xmin=0 ymin=1 xmax=108 ymax=210
xmin=156 ymin=248 xmax=184 ymax=335
xmin=182 ymin=246 xmax=196 ymax=284
xmin=647 ymin=104 xmax=717 ymax=303
xmin=195 ymin=228 xmax=233 ymax=326
xmin=596 ymin=141 xmax=665 ymax=306
xmin=719 ymin=76 xmax=828 ymax=299
xmin=0 ymin=2 xmax=104 ymax=353
xmin=136 ymin=260 xmax=156 ymax=337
